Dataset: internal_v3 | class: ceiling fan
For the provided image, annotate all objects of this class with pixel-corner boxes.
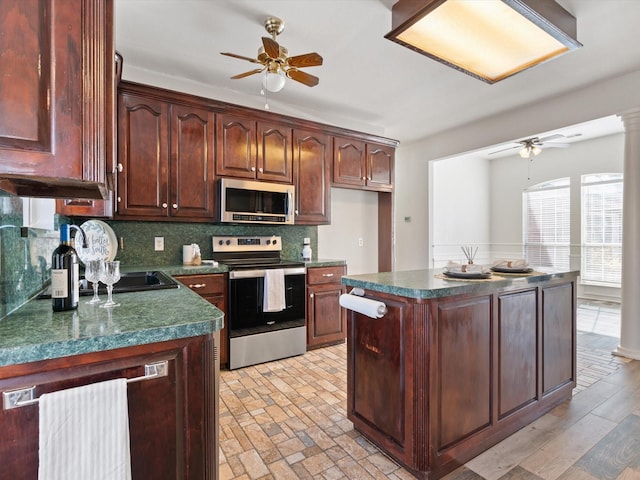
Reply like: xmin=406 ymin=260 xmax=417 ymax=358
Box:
xmin=220 ymin=16 xmax=323 ymax=93
xmin=489 ymin=133 xmax=581 ymax=158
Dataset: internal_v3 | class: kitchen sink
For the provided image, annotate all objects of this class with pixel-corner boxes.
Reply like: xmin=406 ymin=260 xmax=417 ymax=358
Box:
xmin=38 ymin=270 xmax=179 ymax=299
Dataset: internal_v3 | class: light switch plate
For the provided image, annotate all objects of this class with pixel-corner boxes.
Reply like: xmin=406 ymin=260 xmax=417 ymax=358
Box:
xmin=154 ymin=237 xmax=164 ymax=251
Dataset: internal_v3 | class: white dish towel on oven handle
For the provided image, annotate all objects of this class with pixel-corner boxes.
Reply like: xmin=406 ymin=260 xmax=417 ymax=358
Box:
xmin=263 ymin=269 xmax=286 ymax=312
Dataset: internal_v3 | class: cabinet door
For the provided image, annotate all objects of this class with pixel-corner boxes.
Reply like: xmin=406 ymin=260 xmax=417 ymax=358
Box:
xmin=0 ymin=0 xmax=113 ymax=199
xmin=332 ymin=137 xmax=366 ymax=187
xmin=170 ymin=105 xmax=216 ymax=218
xmin=257 ymin=121 xmax=293 ymax=183
xmin=293 ymin=129 xmax=331 ymax=225
xmin=307 ymin=283 xmax=347 ymax=349
xmin=216 ymin=114 xmax=256 ymax=179
xmin=175 ymin=274 xmax=228 ymax=367
xmin=366 ymin=143 xmax=394 ymax=191
xmin=0 ymin=336 xmax=219 ymax=480
xmin=117 ymin=93 xmax=170 ymax=217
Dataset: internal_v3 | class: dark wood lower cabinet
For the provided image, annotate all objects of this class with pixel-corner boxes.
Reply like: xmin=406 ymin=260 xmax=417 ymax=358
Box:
xmin=347 ymin=276 xmax=577 ymax=480
xmin=175 ymin=274 xmax=228 ymax=368
xmin=306 ymin=265 xmax=347 ymax=349
xmin=0 ymin=334 xmax=219 ymax=480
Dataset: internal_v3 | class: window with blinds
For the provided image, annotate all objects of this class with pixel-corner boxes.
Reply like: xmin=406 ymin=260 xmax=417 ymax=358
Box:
xmin=581 ymin=173 xmax=623 ymax=286
xmin=523 ymin=178 xmax=570 ymax=270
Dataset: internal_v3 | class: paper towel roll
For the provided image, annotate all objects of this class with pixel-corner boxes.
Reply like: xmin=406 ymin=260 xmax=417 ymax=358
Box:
xmin=339 ymin=294 xmax=387 ymax=319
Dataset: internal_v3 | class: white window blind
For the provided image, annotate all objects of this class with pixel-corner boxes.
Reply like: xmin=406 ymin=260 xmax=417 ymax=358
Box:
xmin=523 ymin=178 xmax=570 ymax=270
xmin=581 ymin=173 xmax=623 ymax=286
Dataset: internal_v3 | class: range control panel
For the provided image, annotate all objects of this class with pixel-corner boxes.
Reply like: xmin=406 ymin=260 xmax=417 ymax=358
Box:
xmin=212 ymin=235 xmax=282 ymax=253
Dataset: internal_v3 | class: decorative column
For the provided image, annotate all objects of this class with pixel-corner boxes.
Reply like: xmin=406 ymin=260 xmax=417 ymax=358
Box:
xmin=615 ymin=108 xmax=640 ymax=360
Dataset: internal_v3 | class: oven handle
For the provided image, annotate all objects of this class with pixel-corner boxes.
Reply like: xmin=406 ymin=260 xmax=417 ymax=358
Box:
xmin=229 ymin=267 xmax=306 ymax=279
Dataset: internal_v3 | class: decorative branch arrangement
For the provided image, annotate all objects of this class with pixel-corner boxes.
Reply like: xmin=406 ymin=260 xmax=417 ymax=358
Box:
xmin=461 ymin=246 xmax=478 ymax=264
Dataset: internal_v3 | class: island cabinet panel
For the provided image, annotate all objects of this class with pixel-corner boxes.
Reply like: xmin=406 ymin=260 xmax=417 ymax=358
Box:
xmin=542 ymin=283 xmax=575 ymax=394
xmin=497 ymin=290 xmax=538 ymax=417
xmin=0 ymin=0 xmax=114 ymax=200
xmin=0 ymin=335 xmax=219 ymax=480
xmin=345 ymin=275 xmax=577 ymax=480
xmin=293 ymin=129 xmax=331 ymax=224
xmin=436 ymin=296 xmax=492 ymax=449
xmin=347 ymin=294 xmax=412 ymax=454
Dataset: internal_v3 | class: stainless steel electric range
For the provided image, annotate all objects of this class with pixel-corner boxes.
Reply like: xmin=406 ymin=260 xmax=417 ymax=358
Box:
xmin=212 ymin=235 xmax=306 ymax=369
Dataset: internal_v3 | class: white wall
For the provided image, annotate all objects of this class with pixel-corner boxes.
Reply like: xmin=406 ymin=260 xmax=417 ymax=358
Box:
xmin=430 ymin=155 xmax=491 ymax=267
xmin=394 ymin=142 xmax=430 ymax=271
xmin=318 ymin=188 xmax=378 ymax=275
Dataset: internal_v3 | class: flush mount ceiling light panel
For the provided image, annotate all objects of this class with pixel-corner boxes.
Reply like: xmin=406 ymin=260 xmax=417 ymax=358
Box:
xmin=385 ymin=0 xmax=582 ymax=83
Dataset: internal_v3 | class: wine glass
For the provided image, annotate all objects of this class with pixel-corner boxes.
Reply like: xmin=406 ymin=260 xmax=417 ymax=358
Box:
xmin=99 ymin=260 xmax=121 ymax=308
xmin=84 ymin=260 xmax=104 ymax=304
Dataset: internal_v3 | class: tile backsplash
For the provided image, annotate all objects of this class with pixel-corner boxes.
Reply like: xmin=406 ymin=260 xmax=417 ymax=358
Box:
xmin=0 ymin=193 xmax=317 ymax=319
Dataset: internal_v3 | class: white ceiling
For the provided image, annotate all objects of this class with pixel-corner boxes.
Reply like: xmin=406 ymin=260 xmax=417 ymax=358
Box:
xmin=115 ymin=0 xmax=637 ymax=153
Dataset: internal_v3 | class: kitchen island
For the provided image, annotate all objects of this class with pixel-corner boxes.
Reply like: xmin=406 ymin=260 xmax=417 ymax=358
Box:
xmin=0 ymin=282 xmax=223 ymax=480
xmin=341 ymin=268 xmax=578 ymax=480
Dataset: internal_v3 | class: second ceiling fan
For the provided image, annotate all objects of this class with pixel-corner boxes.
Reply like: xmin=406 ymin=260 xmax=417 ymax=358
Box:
xmin=490 ymin=133 xmax=580 ymax=158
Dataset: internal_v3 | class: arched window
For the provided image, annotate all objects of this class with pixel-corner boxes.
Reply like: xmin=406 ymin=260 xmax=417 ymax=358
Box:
xmin=523 ymin=178 xmax=570 ymax=270
xmin=581 ymin=173 xmax=623 ymax=286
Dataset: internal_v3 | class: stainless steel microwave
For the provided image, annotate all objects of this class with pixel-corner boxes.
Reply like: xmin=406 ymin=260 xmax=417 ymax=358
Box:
xmin=218 ymin=178 xmax=295 ymax=225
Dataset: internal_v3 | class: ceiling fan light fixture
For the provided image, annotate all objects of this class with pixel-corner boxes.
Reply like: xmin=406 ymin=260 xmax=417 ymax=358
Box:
xmin=385 ymin=0 xmax=582 ymax=83
xmin=532 ymin=145 xmax=542 ymax=156
xmin=262 ymin=70 xmax=286 ymax=92
xmin=519 ymin=146 xmax=531 ymax=158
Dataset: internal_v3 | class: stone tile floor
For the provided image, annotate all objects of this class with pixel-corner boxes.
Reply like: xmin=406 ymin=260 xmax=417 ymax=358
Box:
xmin=219 ymin=300 xmax=639 ymax=480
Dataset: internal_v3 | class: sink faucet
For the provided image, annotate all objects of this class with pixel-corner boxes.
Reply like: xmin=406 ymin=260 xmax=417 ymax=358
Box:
xmin=68 ymin=224 xmax=88 ymax=249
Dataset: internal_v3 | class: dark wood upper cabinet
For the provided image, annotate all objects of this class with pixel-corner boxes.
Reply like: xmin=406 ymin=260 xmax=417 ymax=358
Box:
xmin=333 ymin=137 xmax=394 ymax=192
xmin=117 ymin=93 xmax=170 ymax=218
xmin=333 ymin=137 xmax=367 ymax=188
xmin=116 ymin=87 xmax=215 ymax=221
xmin=170 ymin=105 xmax=215 ymax=219
xmin=0 ymin=0 xmax=114 ymax=200
xmin=257 ymin=122 xmax=293 ymax=183
xmin=366 ymin=142 xmax=394 ymax=191
xmin=216 ymin=114 xmax=292 ymax=183
xmin=215 ymin=114 xmax=256 ymax=179
xmin=293 ymin=129 xmax=331 ymax=225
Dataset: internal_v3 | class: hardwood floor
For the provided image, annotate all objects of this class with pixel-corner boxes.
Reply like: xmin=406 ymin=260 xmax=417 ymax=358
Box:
xmin=219 ymin=302 xmax=640 ymax=480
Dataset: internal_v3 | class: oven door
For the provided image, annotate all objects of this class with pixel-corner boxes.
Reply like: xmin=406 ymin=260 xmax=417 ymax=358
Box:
xmin=228 ymin=267 xmax=306 ymax=336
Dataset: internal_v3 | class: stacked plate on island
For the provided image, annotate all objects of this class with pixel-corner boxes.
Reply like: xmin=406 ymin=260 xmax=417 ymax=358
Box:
xmin=490 ymin=259 xmax=533 ymax=274
xmin=442 ymin=261 xmax=493 ymax=279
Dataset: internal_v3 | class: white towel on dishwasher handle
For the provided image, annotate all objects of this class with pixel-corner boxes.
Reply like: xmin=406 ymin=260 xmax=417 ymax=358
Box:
xmin=38 ymin=378 xmax=132 ymax=480
xmin=263 ymin=268 xmax=286 ymax=312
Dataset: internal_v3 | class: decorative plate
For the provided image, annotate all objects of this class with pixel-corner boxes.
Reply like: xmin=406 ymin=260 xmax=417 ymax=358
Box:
xmin=443 ymin=270 xmax=492 ymax=280
xmin=490 ymin=266 xmax=534 ymax=273
xmin=76 ymin=219 xmax=118 ymax=264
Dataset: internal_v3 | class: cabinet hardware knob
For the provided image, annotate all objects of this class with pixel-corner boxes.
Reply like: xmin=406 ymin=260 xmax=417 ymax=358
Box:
xmin=295 ymin=209 xmax=299 ymax=215
xmin=117 ymin=196 xmax=121 ymax=203
xmin=162 ymin=203 xmax=168 ymax=208
xmin=117 ymin=163 xmax=123 ymax=172
xmin=322 ymin=273 xmax=334 ymax=277
xmin=362 ymin=176 xmax=366 ymax=180
xmin=259 ymin=167 xmax=263 ymax=173
xmin=310 ymin=293 xmax=314 ymax=298
xmin=251 ymin=166 xmax=256 ymax=172
xmin=189 ymin=283 xmax=206 ymax=289
xmin=172 ymin=203 xmax=178 ymax=209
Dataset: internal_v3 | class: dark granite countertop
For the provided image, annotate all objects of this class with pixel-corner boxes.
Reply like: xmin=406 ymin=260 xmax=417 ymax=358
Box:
xmin=303 ymin=259 xmax=347 ymax=268
xmin=342 ymin=268 xmax=580 ymax=299
xmin=0 ymin=281 xmax=223 ymax=368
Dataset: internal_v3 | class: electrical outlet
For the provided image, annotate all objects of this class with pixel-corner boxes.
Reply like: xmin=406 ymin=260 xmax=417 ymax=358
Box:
xmin=154 ymin=236 xmax=164 ymax=251
xmin=358 ymin=237 xmax=364 ymax=247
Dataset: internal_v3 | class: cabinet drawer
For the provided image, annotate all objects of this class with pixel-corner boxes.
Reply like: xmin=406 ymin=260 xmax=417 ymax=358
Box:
xmin=307 ymin=265 xmax=346 ymax=285
xmin=175 ymin=274 xmax=226 ymax=295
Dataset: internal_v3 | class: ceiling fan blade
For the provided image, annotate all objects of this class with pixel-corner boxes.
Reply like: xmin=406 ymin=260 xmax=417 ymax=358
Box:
xmin=488 ymin=145 xmax=519 ymax=155
xmin=536 ymin=133 xmax=564 ymax=143
xmin=541 ymin=142 xmax=570 ymax=148
xmin=230 ymin=68 xmax=264 ymax=79
xmin=262 ymin=37 xmax=281 ymax=58
xmin=287 ymin=68 xmax=319 ymax=87
xmin=287 ymin=52 xmax=323 ymax=68
xmin=221 ymin=52 xmax=261 ymax=64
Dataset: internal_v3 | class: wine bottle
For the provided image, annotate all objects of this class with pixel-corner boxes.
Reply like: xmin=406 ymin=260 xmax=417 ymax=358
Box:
xmin=51 ymin=224 xmax=80 ymax=311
